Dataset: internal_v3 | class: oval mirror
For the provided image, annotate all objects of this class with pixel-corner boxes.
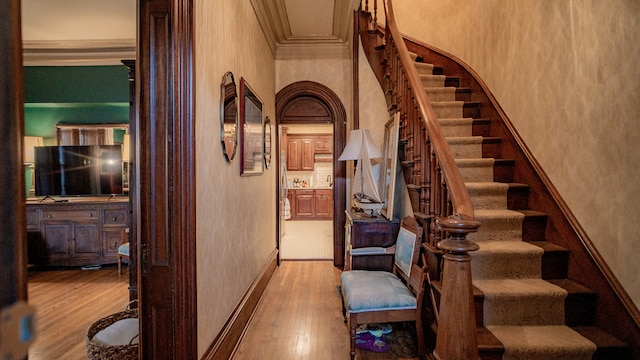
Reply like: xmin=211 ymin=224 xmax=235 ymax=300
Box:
xmin=220 ymin=72 xmax=238 ymax=162
xmin=264 ymin=116 xmax=272 ymax=169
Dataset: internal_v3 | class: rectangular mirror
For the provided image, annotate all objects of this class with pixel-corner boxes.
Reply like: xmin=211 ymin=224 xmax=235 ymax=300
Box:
xmin=239 ymin=78 xmax=264 ymax=176
xmin=379 ymin=113 xmax=400 ymax=220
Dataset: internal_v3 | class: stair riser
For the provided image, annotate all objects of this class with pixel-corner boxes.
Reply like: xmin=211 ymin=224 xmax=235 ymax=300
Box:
xmin=521 ymin=215 xmax=547 ymax=243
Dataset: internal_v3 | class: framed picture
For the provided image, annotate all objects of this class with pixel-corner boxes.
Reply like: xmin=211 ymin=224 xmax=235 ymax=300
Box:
xmin=264 ymin=116 xmax=272 ymax=169
xmin=239 ymin=78 xmax=264 ymax=176
xmin=379 ymin=112 xmax=400 ymax=220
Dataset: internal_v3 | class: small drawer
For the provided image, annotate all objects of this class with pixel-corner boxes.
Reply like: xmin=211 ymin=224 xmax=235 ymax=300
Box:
xmin=43 ymin=210 xmax=98 ymax=220
xmin=26 ymin=209 xmax=40 ymax=227
xmin=103 ymin=209 xmax=128 ymax=225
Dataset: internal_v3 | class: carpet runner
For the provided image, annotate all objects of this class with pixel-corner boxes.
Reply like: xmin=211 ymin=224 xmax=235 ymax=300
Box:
xmin=413 ymin=56 xmax=597 ymax=359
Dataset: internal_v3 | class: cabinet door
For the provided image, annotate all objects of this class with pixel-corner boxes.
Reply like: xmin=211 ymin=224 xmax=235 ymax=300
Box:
xmin=42 ymin=222 xmax=70 ymax=255
xmin=314 ymin=136 xmax=332 ymax=154
xmin=301 ymin=139 xmax=314 ymax=170
xmin=287 ymin=139 xmax=301 ymax=171
xmin=295 ymin=190 xmax=314 ymax=217
xmin=71 ymin=222 xmax=100 ymax=256
xmin=103 ymin=229 xmax=125 ymax=258
xmin=314 ymin=190 xmax=333 ymax=218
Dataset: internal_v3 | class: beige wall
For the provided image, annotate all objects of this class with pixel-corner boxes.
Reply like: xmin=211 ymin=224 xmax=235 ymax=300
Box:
xmin=392 ymin=0 xmax=640 ymax=307
xmin=195 ymin=0 xmax=276 ymax=356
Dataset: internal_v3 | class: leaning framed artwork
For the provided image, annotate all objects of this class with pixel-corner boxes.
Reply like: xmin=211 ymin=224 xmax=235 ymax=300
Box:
xmin=239 ymin=77 xmax=264 ymax=176
xmin=379 ymin=112 xmax=400 ymax=220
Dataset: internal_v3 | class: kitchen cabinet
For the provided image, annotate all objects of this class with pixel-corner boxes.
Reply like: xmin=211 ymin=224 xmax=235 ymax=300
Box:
xmin=344 ymin=209 xmax=399 ymax=271
xmin=286 ymin=134 xmax=332 ymax=171
xmin=288 ymin=189 xmax=333 ymax=220
xmin=314 ymin=189 xmax=333 ymax=218
xmin=314 ymin=136 xmax=332 ymax=154
xmin=26 ymin=198 xmax=129 ymax=266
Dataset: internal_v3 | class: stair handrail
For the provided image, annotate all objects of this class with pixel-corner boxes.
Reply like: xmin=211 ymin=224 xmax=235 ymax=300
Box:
xmin=382 ymin=0 xmax=474 ymax=222
xmin=378 ymin=1 xmax=481 ymax=358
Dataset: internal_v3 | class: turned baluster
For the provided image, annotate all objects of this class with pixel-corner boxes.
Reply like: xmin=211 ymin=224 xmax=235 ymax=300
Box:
xmin=434 ymin=216 xmax=481 ymax=360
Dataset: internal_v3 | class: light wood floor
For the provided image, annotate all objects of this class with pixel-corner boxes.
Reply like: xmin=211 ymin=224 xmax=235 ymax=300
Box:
xmin=27 ymin=264 xmax=130 ymax=360
xmin=232 ymin=261 xmax=419 ymax=360
xmin=26 ymin=261 xmax=419 ymax=360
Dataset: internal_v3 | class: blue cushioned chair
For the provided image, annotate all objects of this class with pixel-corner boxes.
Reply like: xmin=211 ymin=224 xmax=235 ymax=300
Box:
xmin=340 ymin=216 xmax=426 ymax=359
xmin=117 ymin=229 xmax=130 ymax=275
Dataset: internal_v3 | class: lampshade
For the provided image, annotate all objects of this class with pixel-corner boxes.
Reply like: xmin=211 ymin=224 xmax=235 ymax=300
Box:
xmin=122 ymin=134 xmax=130 ymax=161
xmin=338 ymin=129 xmax=381 ymax=161
xmin=23 ymin=136 xmax=44 ymax=164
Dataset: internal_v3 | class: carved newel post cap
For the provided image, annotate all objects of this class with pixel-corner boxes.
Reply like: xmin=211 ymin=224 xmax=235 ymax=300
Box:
xmin=436 ymin=215 xmax=481 ymax=253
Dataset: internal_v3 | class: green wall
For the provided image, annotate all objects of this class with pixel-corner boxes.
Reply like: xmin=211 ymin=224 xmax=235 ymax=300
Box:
xmin=24 ymin=65 xmax=130 ymax=139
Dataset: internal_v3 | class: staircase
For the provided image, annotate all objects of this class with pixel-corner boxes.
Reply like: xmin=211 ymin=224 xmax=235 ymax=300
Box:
xmin=358 ymin=2 xmax=640 ymax=359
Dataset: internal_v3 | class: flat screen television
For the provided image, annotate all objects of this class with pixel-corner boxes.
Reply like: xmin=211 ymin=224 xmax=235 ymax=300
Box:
xmin=34 ymin=145 xmax=124 ymax=197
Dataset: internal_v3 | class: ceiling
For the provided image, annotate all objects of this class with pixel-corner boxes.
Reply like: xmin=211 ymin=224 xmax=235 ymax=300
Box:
xmin=21 ymin=0 xmax=361 ymax=65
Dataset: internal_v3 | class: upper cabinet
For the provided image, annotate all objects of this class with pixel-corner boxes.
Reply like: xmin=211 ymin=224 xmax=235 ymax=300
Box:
xmin=286 ymin=134 xmax=332 ymax=171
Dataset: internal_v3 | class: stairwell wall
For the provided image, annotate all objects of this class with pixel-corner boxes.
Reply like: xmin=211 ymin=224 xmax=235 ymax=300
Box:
xmin=391 ymin=0 xmax=640 ymax=308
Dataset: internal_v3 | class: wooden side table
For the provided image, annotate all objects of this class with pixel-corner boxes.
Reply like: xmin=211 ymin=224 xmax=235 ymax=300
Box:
xmin=344 ymin=210 xmax=400 ymax=272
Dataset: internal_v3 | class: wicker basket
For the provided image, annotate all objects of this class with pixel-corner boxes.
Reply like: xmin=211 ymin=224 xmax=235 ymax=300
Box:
xmin=86 ymin=308 xmax=139 ymax=360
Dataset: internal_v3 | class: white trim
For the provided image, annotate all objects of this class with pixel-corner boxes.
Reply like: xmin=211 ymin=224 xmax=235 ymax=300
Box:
xmin=23 ymin=39 xmax=135 ymax=66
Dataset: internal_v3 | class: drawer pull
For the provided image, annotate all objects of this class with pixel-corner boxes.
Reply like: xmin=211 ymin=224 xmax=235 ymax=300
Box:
xmin=113 ymin=217 xmax=118 ymax=222
xmin=48 ymin=214 xmax=52 ymax=218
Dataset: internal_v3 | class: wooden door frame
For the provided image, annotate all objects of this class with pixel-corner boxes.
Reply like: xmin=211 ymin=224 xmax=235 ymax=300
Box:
xmin=275 ymin=81 xmax=347 ymax=267
xmin=137 ymin=0 xmax=197 ymax=358
xmin=1 ymin=0 xmax=28 ymax=310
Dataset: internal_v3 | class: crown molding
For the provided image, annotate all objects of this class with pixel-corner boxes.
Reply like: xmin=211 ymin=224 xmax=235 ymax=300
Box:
xmin=251 ymin=0 xmax=359 ymax=60
xmin=22 ymin=39 xmax=135 ymax=66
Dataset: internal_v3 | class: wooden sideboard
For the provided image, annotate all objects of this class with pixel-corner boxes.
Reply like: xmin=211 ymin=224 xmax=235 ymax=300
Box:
xmin=26 ymin=198 xmax=129 ymax=267
xmin=345 ymin=209 xmax=400 ymax=271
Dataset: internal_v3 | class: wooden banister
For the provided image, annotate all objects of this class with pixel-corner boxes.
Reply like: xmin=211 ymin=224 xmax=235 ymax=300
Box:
xmin=382 ymin=0 xmax=474 ymax=222
xmin=363 ymin=0 xmax=481 ymax=358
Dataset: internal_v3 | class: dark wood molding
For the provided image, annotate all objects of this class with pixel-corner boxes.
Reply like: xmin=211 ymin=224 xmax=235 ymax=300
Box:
xmin=276 ymin=81 xmax=348 ymax=267
xmin=138 ymin=0 xmax=197 ymax=358
xmin=1 ymin=0 xmax=28 ymax=306
xmin=202 ymin=250 xmax=278 ymax=360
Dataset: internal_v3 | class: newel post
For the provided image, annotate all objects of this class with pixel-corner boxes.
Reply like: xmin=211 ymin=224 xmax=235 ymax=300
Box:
xmin=433 ymin=216 xmax=481 ymax=360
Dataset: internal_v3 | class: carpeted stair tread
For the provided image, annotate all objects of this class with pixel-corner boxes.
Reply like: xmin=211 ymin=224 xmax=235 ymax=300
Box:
xmin=414 ymin=62 xmax=435 ymax=74
xmin=430 ymin=100 xmax=463 ymax=118
xmin=446 ymin=136 xmax=483 ymax=159
xmin=419 ymin=74 xmax=446 ymax=87
xmin=424 ymin=86 xmax=456 ymax=101
xmin=486 ymin=325 xmax=597 ymax=360
xmin=467 ymin=209 xmax=524 ymax=242
xmin=474 ymin=279 xmax=567 ymax=326
xmin=455 ymin=158 xmax=495 ymax=182
xmin=466 ymin=182 xmax=509 ymax=210
xmin=439 ymin=118 xmax=473 ymax=137
xmin=471 ymin=240 xmax=543 ymax=279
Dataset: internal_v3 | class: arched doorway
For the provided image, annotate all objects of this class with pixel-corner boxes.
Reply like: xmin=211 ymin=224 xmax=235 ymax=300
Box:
xmin=276 ymin=81 xmax=347 ymax=267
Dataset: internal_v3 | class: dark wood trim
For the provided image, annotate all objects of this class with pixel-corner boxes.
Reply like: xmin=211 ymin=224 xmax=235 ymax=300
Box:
xmin=353 ymin=9 xmax=360 ymax=130
xmin=202 ymin=250 xmax=278 ymax=360
xmin=0 ymin=0 xmax=27 ymax=306
xmin=138 ymin=0 xmax=197 ymax=358
xmin=121 ymin=59 xmax=138 ymax=304
xmin=276 ymin=81 xmax=348 ymax=268
xmin=402 ymin=34 xmax=640 ymax=357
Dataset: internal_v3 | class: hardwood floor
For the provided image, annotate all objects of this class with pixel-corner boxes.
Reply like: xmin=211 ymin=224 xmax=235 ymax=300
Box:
xmin=232 ymin=261 xmax=420 ymax=360
xmin=26 ymin=261 xmax=421 ymax=359
xmin=27 ymin=264 xmax=130 ymax=360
